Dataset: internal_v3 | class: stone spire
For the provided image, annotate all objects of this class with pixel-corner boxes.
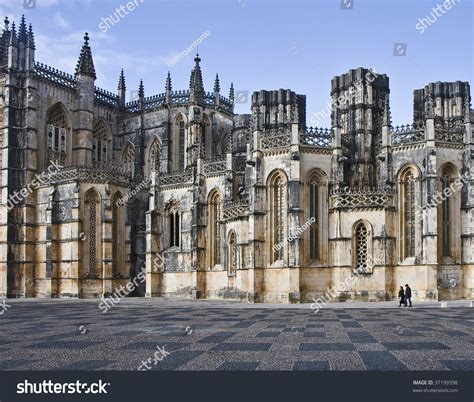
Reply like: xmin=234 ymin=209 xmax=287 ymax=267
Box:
xmin=229 ymin=82 xmax=235 ymax=104
xmin=27 ymin=24 xmax=35 ymax=49
xmin=213 ymin=73 xmax=220 ymax=93
xmin=138 ymin=79 xmax=145 ymax=99
xmin=165 ymin=71 xmax=172 ymax=92
xmin=18 ymin=15 xmax=27 ymax=43
xmin=189 ymin=53 xmax=205 ymax=105
xmin=117 ymin=69 xmax=126 ymax=107
xmin=118 ymin=69 xmax=126 ymax=91
xmin=75 ymin=32 xmax=96 ymax=79
xmin=3 ymin=16 xmax=9 ymax=32
xmin=9 ymin=22 xmax=17 ymax=46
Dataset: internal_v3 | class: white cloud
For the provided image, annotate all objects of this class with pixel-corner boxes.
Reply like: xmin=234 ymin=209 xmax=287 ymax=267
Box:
xmin=53 ymin=11 xmax=70 ymax=29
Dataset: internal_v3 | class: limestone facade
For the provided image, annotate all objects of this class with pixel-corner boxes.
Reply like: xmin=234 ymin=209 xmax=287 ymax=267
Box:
xmin=1 ymin=18 xmax=473 ymax=302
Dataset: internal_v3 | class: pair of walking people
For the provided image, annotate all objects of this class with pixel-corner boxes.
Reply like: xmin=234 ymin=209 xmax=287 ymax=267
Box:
xmin=398 ymin=284 xmax=412 ymax=307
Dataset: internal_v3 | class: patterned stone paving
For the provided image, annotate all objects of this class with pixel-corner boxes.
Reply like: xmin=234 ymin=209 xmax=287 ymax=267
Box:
xmin=0 ymin=299 xmax=473 ymax=371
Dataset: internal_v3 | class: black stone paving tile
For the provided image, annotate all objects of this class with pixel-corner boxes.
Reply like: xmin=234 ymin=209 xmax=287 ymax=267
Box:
xmin=299 ymin=343 xmax=355 ymax=351
xmin=150 ymin=351 xmax=203 ymax=370
xmin=293 ymin=361 xmax=329 ymax=370
xmin=347 ymin=331 xmax=377 ymax=343
xmin=216 ymin=362 xmax=259 ymax=371
xmin=341 ymin=321 xmax=362 ymax=328
xmin=256 ymin=332 xmax=281 ymax=338
xmin=303 ymin=332 xmax=325 ymax=338
xmin=29 ymin=341 xmax=105 ymax=349
xmin=358 ymin=352 xmax=408 ymax=370
xmin=383 ymin=342 xmax=450 ymax=350
xmin=199 ymin=332 xmax=236 ymax=343
xmin=231 ymin=321 xmax=255 ymax=328
xmin=440 ymin=360 xmax=474 ymax=370
xmin=57 ymin=360 xmax=113 ymax=370
xmin=0 ymin=359 xmax=41 ymax=369
xmin=212 ymin=343 xmax=272 ymax=351
xmin=442 ymin=330 xmax=469 ymax=336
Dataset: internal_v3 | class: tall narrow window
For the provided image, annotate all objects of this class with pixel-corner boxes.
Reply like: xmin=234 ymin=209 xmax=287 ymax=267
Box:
xmin=208 ymin=191 xmax=223 ymax=267
xmin=400 ymin=168 xmax=417 ymax=260
xmin=86 ymin=190 xmax=99 ymax=276
xmin=270 ymin=173 xmax=285 ymax=262
xmin=123 ymin=145 xmax=135 ymax=176
xmin=404 ymin=172 xmax=416 ymax=258
xmin=169 ymin=205 xmax=180 ymax=248
xmin=355 ymin=223 xmax=368 ymax=272
xmin=112 ymin=193 xmax=122 ymax=277
xmin=46 ymin=104 xmax=67 ymax=165
xmin=228 ymin=231 xmax=237 ymax=275
xmin=178 ymin=120 xmax=185 ymax=171
xmin=309 ymin=180 xmax=319 ymax=260
xmin=149 ymin=140 xmax=160 ymax=174
xmin=440 ymin=166 xmax=456 ymax=258
xmin=92 ymin=121 xmax=109 ymax=164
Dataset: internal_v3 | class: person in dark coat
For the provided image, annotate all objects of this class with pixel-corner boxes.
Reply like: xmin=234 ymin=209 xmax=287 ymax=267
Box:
xmin=398 ymin=286 xmax=405 ymax=307
xmin=405 ymin=284 xmax=412 ymax=307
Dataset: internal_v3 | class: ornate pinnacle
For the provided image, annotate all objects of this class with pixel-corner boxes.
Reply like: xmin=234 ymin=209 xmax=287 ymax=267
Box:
xmin=165 ymin=71 xmax=172 ymax=92
xmin=138 ymin=79 xmax=145 ymax=99
xmin=4 ymin=16 xmax=9 ymax=31
xmin=118 ymin=69 xmax=126 ymax=91
xmin=27 ymin=24 xmax=35 ymax=49
xmin=229 ymin=82 xmax=235 ymax=104
xmin=19 ymin=15 xmax=27 ymax=43
xmin=214 ymin=73 xmax=220 ymax=93
xmin=75 ymin=32 xmax=96 ymax=79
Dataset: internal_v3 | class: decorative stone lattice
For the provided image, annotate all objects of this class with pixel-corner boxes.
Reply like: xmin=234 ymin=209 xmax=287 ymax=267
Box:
xmin=204 ymin=158 xmax=226 ymax=175
xmin=300 ymin=127 xmax=332 ymax=148
xmin=160 ymin=171 xmax=192 ymax=186
xmin=330 ymin=188 xmax=395 ymax=210
xmin=391 ymin=123 xmax=425 ymax=145
xmin=434 ymin=121 xmax=464 ymax=143
xmin=223 ymin=201 xmax=249 ymax=220
xmin=41 ymin=164 xmax=130 ymax=185
xmin=261 ymin=127 xmax=291 ymax=149
xmin=355 ymin=224 xmax=368 ymax=272
xmin=88 ymin=191 xmax=97 ymax=276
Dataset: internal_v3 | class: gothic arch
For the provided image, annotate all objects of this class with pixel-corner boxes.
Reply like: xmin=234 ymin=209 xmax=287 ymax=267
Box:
xmin=92 ymin=119 xmax=111 ymax=164
xmin=227 ymin=230 xmax=237 ymax=276
xmin=83 ymin=188 xmax=102 ymax=278
xmin=397 ymin=164 xmax=421 ymax=262
xmin=267 ymin=169 xmax=288 ymax=265
xmin=305 ymin=169 xmax=328 ymax=264
xmin=122 ymin=143 xmax=135 ymax=175
xmin=438 ymin=162 xmax=460 ymax=260
xmin=45 ymin=102 xmax=70 ymax=167
xmin=352 ymin=219 xmax=373 ymax=274
xmin=112 ymin=191 xmax=125 ymax=277
xmin=207 ymin=189 xmax=223 ymax=268
xmin=170 ymin=113 xmax=187 ymax=172
xmin=165 ymin=201 xmax=181 ymax=249
xmin=146 ymin=136 xmax=162 ymax=175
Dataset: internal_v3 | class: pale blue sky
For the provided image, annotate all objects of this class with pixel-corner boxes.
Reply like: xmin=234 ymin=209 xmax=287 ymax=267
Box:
xmin=1 ymin=0 xmax=472 ymax=125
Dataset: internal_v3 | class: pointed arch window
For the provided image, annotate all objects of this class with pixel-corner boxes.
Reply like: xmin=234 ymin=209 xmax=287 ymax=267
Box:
xmin=309 ymin=179 xmax=319 ymax=260
xmin=150 ymin=140 xmax=160 ymax=174
xmin=227 ymin=231 xmax=237 ymax=276
xmin=440 ymin=165 xmax=456 ymax=258
xmin=399 ymin=168 xmax=417 ymax=260
xmin=178 ymin=118 xmax=185 ymax=172
xmin=269 ymin=173 xmax=286 ymax=263
xmin=92 ymin=121 xmax=109 ymax=164
xmin=47 ymin=104 xmax=67 ymax=165
xmin=85 ymin=190 xmax=100 ymax=277
xmin=112 ymin=192 xmax=124 ymax=277
xmin=355 ymin=222 xmax=369 ymax=272
xmin=208 ymin=191 xmax=223 ymax=267
xmin=123 ymin=144 xmax=135 ymax=176
xmin=168 ymin=204 xmax=181 ymax=248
